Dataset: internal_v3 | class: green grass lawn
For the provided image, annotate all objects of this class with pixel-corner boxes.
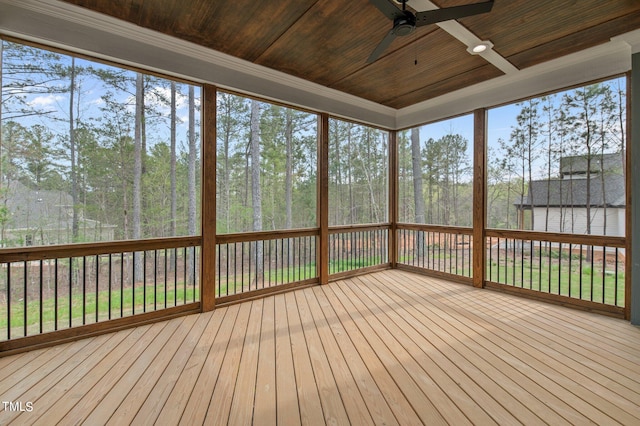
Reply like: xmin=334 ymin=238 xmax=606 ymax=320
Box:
xmin=487 ymin=260 xmax=625 ymax=307
xmin=216 ymin=262 xmax=319 ymax=296
xmin=1 ymin=284 xmax=200 ymax=338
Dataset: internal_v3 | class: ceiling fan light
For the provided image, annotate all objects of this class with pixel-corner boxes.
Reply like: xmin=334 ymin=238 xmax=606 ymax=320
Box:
xmin=468 ymin=41 xmax=493 ymax=55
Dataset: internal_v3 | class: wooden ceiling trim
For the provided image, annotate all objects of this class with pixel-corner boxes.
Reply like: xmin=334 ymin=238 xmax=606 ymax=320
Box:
xmin=159 ymin=0 xmax=319 ymax=62
xmin=254 ymin=0 xmax=424 ymax=87
xmin=383 ymin=62 xmax=504 ymax=109
xmin=59 ymin=0 xmax=143 ymax=23
xmin=138 ymin=0 xmax=188 ymax=37
xmin=508 ymin=10 xmax=640 ymax=70
xmin=464 ymin=0 xmax=640 ymax=58
xmin=329 ymin=28 xmax=492 ymax=106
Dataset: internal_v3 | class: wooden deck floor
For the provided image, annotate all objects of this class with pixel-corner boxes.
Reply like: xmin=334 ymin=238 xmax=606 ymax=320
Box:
xmin=1 ymin=270 xmax=640 ymax=425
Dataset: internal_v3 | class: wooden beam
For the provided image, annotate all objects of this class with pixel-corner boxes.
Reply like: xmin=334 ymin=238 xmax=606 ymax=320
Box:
xmin=201 ymin=83 xmax=217 ymax=311
xmin=625 ymin=71 xmax=632 ymax=321
xmin=629 ymin=61 xmax=640 ymax=323
xmin=389 ymin=130 xmax=398 ymax=268
xmin=319 ymin=113 xmax=330 ymax=285
xmin=473 ymin=108 xmax=487 ymax=289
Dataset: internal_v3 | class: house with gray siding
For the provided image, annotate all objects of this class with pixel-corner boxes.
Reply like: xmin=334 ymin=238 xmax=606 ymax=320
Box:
xmin=515 ymin=152 xmax=625 ymax=236
xmin=0 ymin=180 xmax=116 ymax=246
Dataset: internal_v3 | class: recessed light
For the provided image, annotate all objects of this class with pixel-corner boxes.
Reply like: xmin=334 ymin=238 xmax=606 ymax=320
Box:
xmin=472 ymin=44 xmax=487 ymax=53
xmin=467 ymin=41 xmax=493 ymax=55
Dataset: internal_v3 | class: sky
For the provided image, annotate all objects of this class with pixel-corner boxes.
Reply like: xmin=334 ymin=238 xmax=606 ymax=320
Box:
xmin=414 ymin=75 xmax=626 ymax=179
xmin=3 ymin=47 xmax=200 ymax=156
xmin=3 ymin=40 xmax=625 ymax=178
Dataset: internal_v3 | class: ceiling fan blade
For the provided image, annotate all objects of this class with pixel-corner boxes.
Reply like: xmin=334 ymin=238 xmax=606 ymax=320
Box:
xmin=369 ymin=0 xmax=406 ymax=21
xmin=415 ymin=0 xmax=494 ymax=27
xmin=367 ymin=29 xmax=398 ymax=63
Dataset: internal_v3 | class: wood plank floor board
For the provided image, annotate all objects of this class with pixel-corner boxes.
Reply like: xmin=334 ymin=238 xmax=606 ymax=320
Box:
xmin=0 ymin=337 xmax=94 ymax=396
xmin=482 ymin=296 xmax=640 ymax=378
xmin=274 ymin=294 xmax=302 ymax=426
xmin=174 ymin=303 xmax=243 ymax=425
xmin=399 ymin=275 xmax=625 ymax=424
xmin=1 ymin=270 xmax=639 ymax=425
xmin=540 ymin=303 xmax=640 ymax=349
xmin=292 ymin=290 xmax=351 ymax=425
xmin=310 ymin=286 xmax=399 ymax=426
xmin=317 ymin=285 xmax=423 ymax=426
xmin=104 ymin=313 xmax=201 ymax=425
xmin=325 ymin=284 xmax=450 ymax=425
xmin=0 ymin=331 xmax=129 ymax=425
xmin=365 ymin=273 xmax=588 ymax=425
xmin=254 ymin=296 xmax=277 ymax=426
xmin=398 ymin=271 xmax=639 ymax=425
xmin=202 ymin=301 xmax=253 ymax=425
xmin=350 ymin=275 xmax=552 ymax=426
xmin=480 ymin=284 xmax=640 ymax=356
xmin=340 ymin=279 xmax=521 ymax=426
xmin=156 ymin=306 xmax=232 ymax=425
xmin=130 ymin=310 xmax=218 ymax=424
xmin=413 ymin=275 xmax=640 ymax=420
xmin=228 ymin=299 xmax=264 ymax=425
xmin=451 ymin=282 xmax=640 ymax=402
xmin=0 ymin=336 xmax=96 ymax=400
xmin=283 ymin=291 xmax=325 ymax=426
xmin=30 ymin=322 xmax=165 ymax=425
xmin=380 ymin=272 xmax=589 ymax=424
xmin=60 ymin=317 xmax=186 ymax=425
xmin=479 ymin=287 xmax=640 ymax=366
xmin=302 ymin=288 xmax=374 ymax=425
xmin=0 ymin=349 xmax=48 ymax=380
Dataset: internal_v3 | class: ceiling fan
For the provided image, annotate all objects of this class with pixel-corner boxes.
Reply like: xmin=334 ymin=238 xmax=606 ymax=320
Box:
xmin=367 ymin=0 xmax=494 ymax=63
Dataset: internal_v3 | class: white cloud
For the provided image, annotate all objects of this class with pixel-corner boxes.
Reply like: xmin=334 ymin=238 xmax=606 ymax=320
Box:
xmin=28 ymin=94 xmax=65 ymax=107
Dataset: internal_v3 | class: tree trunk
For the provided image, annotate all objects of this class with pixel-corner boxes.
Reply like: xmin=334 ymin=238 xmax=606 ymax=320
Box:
xmin=545 ymin=99 xmax=553 ymax=232
xmin=169 ymin=82 xmax=177 ymax=272
xmin=410 ymin=128 xmax=425 ymax=255
xmin=0 ymin=41 xmax=4 ymax=243
xmin=170 ymin=82 xmax=177 ymax=238
xmin=69 ymin=57 xmax=79 ymax=241
xmin=250 ymin=100 xmax=263 ymax=282
xmin=347 ymin=125 xmax=354 ymax=224
xmin=285 ymin=109 xmax=293 ymax=229
xmin=285 ymin=109 xmax=294 ymax=266
xmin=187 ymin=86 xmax=197 ymax=282
xmin=133 ymin=72 xmax=144 ymax=277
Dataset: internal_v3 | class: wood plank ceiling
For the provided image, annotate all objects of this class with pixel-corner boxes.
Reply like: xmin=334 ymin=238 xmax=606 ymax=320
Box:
xmin=58 ymin=0 xmax=640 ymax=109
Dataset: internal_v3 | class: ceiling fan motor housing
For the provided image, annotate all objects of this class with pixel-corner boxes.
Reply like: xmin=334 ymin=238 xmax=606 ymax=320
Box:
xmin=393 ymin=12 xmax=416 ymax=36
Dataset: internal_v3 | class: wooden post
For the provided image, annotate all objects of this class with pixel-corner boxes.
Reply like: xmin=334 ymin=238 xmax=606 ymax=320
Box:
xmin=625 ymin=71 xmax=632 ymax=321
xmin=201 ymin=84 xmax=217 ymax=311
xmin=629 ymin=57 xmax=640 ymax=323
xmin=389 ymin=130 xmax=398 ymax=268
xmin=318 ymin=113 xmax=330 ymax=284
xmin=473 ymin=108 xmax=487 ymax=288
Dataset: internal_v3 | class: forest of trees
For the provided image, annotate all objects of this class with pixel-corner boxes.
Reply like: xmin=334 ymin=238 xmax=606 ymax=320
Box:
xmin=0 ymin=39 xmax=627 ymax=249
xmin=397 ymin=77 xmax=626 ymax=234
xmin=329 ymin=120 xmax=388 ymax=226
xmin=216 ymin=93 xmax=317 ymax=233
xmin=1 ymin=40 xmax=201 ymax=247
xmin=489 ymin=79 xmax=626 ymax=233
xmin=398 ymin=125 xmax=473 ymax=226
